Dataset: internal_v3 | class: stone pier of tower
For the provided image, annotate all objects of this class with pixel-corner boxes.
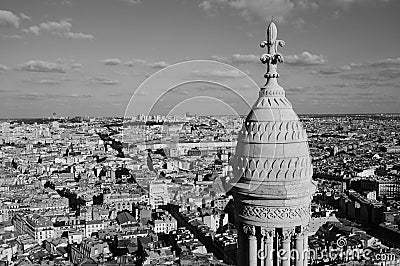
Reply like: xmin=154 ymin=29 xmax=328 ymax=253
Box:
xmin=230 ymin=21 xmax=316 ymax=266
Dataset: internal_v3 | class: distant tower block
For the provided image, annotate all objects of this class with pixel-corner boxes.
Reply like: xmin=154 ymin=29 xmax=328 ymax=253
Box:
xmin=230 ymin=21 xmax=316 ymax=266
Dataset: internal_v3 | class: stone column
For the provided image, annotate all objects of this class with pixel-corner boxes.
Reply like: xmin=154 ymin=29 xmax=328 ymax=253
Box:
xmin=244 ymin=225 xmax=257 ymax=266
xmin=261 ymin=228 xmax=275 ymax=266
xmin=295 ymin=231 xmax=304 ymax=266
xmin=281 ymin=228 xmax=294 ymax=266
xmin=303 ymin=229 xmax=309 ymax=266
xmin=259 ymin=229 xmax=265 ymax=266
xmin=237 ymin=222 xmax=246 ymax=266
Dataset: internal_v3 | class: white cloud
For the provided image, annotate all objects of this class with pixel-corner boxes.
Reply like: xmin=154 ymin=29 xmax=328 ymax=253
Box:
xmin=114 ymin=71 xmax=129 ymax=75
xmin=0 ymin=64 xmax=9 ymax=72
xmin=64 ymin=32 xmax=93 ymax=40
xmin=2 ymin=34 xmax=23 ymax=39
xmin=198 ymin=0 xmax=393 ymax=22
xmin=17 ymin=60 xmax=67 ymax=73
xmin=192 ymin=69 xmax=243 ymax=78
xmin=316 ymin=65 xmax=350 ymax=75
xmin=20 ymin=13 xmax=31 ymax=20
xmin=370 ymin=57 xmax=400 ymax=67
xmin=23 ymin=25 xmax=39 ymax=35
xmin=342 ymin=57 xmax=400 ymax=70
xmin=0 ymin=10 xmax=20 ymax=28
xmin=149 ymin=61 xmax=170 ymax=69
xmin=293 ymin=18 xmax=306 ymax=29
xmin=134 ymin=59 xmax=147 ymax=64
xmin=199 ymin=0 xmax=296 ymax=22
xmin=210 ymin=54 xmax=259 ymax=64
xmin=35 ymin=20 xmax=70 ymax=32
xmin=61 ymin=1 xmax=72 ymax=6
xmin=211 ymin=52 xmax=325 ymax=67
xmin=124 ymin=59 xmax=169 ymax=68
xmin=334 ymin=56 xmax=400 ymax=88
xmin=285 ymin=51 xmax=326 ymax=66
xmin=90 ymin=76 xmax=120 ymax=85
xmin=124 ymin=61 xmax=135 ymax=67
xmin=39 ymin=79 xmax=61 ymax=85
xmin=71 ymin=63 xmax=82 ymax=69
xmin=103 ymin=59 xmax=121 ymax=66
xmin=199 ymin=1 xmax=212 ymax=11
xmin=23 ymin=19 xmax=94 ymax=40
xmin=232 ymin=54 xmax=259 ymax=64
xmin=210 ymin=56 xmax=231 ymax=63
xmin=330 ymin=0 xmax=393 ymax=9
xmin=121 ymin=0 xmax=141 ymax=5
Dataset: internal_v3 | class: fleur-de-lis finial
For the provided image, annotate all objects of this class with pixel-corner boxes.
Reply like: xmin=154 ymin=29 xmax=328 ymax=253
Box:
xmin=260 ymin=21 xmax=285 ymax=82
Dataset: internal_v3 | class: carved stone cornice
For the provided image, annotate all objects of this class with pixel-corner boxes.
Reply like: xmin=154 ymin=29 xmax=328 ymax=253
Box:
xmin=243 ymin=225 xmax=256 ymax=236
xmin=237 ymin=202 xmax=310 ymax=221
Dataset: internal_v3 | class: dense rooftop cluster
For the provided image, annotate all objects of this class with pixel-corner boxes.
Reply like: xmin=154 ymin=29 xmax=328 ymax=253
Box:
xmin=0 ymin=113 xmax=399 ymax=265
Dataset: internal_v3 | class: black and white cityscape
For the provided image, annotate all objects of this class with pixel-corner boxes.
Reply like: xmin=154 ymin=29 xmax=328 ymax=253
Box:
xmin=1 ymin=1 xmax=400 ymax=265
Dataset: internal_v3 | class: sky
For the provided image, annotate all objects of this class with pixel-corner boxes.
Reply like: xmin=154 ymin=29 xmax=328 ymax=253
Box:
xmin=0 ymin=0 xmax=399 ymax=118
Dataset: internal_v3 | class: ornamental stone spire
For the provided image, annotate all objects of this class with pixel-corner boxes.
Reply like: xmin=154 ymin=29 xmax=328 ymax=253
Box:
xmin=260 ymin=21 xmax=285 ymax=97
xmin=261 ymin=21 xmax=284 ymax=80
xmin=230 ymin=21 xmax=316 ymax=266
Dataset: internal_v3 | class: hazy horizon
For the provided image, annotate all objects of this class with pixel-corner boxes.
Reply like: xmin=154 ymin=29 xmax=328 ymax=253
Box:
xmin=2 ymin=112 xmax=400 ymax=121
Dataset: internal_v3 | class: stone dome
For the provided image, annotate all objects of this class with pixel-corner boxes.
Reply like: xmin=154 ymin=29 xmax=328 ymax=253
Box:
xmin=230 ymin=22 xmax=315 ymax=229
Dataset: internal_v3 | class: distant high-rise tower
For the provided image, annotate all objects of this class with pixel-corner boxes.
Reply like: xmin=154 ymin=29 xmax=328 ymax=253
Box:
xmin=230 ymin=21 xmax=316 ymax=266
xmin=1 ymin=122 xmax=10 ymax=134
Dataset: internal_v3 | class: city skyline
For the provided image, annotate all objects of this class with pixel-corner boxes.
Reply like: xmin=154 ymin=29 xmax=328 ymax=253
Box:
xmin=1 ymin=0 xmax=400 ymax=117
xmin=1 ymin=3 xmax=400 ymax=265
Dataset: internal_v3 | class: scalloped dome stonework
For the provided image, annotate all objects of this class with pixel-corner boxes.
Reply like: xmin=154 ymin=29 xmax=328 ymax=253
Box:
xmin=231 ymin=21 xmax=316 ymax=266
